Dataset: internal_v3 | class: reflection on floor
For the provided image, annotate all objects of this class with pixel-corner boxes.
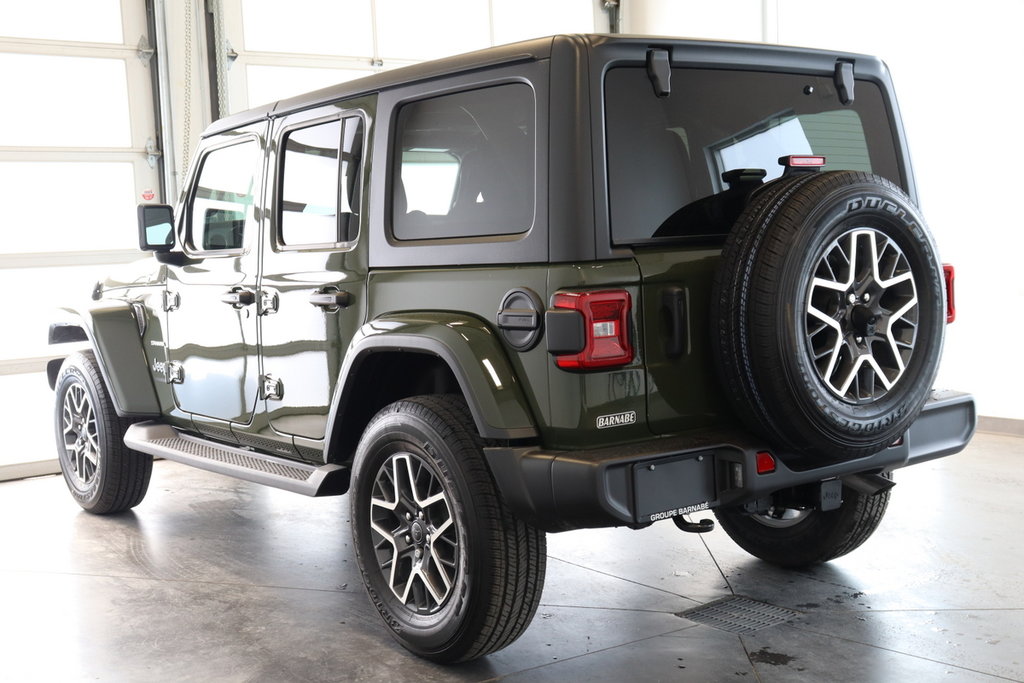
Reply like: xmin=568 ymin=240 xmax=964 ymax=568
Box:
xmin=0 ymin=432 xmax=1020 ymax=682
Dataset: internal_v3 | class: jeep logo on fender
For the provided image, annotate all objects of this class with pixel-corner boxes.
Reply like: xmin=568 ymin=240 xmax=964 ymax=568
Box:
xmin=596 ymin=411 xmax=636 ymax=429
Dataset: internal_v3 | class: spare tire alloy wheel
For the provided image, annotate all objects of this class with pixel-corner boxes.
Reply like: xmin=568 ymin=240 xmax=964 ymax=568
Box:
xmin=806 ymin=227 xmax=919 ymax=403
xmin=712 ymin=172 xmax=945 ymax=460
xmin=350 ymin=395 xmax=546 ymax=663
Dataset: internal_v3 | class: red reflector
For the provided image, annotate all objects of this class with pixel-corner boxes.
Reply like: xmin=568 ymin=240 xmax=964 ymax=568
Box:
xmin=552 ymin=290 xmax=633 ymax=369
xmin=756 ymin=451 xmax=776 ymax=475
xmin=778 ymin=155 xmax=826 ymax=168
xmin=943 ymin=264 xmax=956 ymax=323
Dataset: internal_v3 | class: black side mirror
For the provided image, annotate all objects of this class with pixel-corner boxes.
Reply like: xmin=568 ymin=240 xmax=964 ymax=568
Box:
xmin=137 ymin=204 xmax=175 ymax=252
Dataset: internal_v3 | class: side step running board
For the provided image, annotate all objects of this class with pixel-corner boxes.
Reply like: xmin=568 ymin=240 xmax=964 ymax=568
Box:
xmin=124 ymin=422 xmax=348 ymax=497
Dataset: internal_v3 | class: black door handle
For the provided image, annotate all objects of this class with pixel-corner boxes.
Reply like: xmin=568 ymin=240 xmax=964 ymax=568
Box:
xmin=661 ymin=286 xmax=689 ymax=358
xmin=309 ymin=290 xmax=352 ymax=309
xmin=221 ymin=289 xmax=256 ymax=307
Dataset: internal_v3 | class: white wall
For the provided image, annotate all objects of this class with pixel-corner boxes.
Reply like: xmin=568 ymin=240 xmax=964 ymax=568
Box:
xmin=626 ymin=0 xmax=1024 ymax=421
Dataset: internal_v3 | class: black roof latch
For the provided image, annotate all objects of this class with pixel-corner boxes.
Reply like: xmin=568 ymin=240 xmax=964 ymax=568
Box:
xmin=646 ymin=48 xmax=671 ymax=98
xmin=834 ymin=59 xmax=855 ymax=105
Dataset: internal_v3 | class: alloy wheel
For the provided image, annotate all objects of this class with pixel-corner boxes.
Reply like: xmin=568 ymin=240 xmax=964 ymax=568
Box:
xmin=368 ymin=451 xmax=460 ymax=614
xmin=805 ymin=228 xmax=919 ymax=403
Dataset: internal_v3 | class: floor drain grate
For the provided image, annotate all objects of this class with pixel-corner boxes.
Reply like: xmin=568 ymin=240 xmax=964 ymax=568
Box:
xmin=677 ymin=596 xmax=801 ymax=634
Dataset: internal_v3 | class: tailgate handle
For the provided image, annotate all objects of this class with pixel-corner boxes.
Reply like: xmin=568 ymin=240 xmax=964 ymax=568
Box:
xmin=661 ymin=287 xmax=689 ymax=358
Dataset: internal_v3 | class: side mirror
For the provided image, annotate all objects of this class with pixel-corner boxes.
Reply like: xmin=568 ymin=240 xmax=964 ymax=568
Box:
xmin=137 ymin=204 xmax=175 ymax=252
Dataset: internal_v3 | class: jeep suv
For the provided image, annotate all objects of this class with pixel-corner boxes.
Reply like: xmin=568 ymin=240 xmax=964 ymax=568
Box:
xmin=48 ymin=34 xmax=976 ymax=663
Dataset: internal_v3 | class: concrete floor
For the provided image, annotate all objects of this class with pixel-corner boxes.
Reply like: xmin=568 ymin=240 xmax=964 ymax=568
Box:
xmin=0 ymin=432 xmax=1021 ymax=682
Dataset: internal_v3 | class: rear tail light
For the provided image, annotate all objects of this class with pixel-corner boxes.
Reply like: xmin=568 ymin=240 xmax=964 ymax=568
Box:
xmin=551 ymin=290 xmax=633 ymax=369
xmin=943 ymin=264 xmax=956 ymax=323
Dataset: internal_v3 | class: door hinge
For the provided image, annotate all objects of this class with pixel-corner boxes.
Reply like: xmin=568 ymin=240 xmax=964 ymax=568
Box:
xmin=163 ymin=290 xmax=180 ymax=312
xmin=259 ymin=290 xmax=279 ymax=316
xmin=166 ymin=361 xmax=184 ymax=384
xmin=261 ymin=374 xmax=284 ymax=401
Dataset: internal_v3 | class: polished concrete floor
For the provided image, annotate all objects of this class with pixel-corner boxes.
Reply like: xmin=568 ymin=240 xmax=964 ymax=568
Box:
xmin=0 ymin=431 xmax=1021 ymax=682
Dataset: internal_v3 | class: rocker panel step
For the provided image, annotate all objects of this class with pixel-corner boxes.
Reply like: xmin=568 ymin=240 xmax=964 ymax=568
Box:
xmin=124 ymin=422 xmax=348 ymax=497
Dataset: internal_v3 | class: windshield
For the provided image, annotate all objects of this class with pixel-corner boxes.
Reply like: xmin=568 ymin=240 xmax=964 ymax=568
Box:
xmin=605 ymin=67 xmax=901 ymax=243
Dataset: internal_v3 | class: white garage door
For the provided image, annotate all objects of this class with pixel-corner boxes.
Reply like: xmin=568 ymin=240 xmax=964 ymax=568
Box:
xmin=0 ymin=0 xmax=161 ymax=473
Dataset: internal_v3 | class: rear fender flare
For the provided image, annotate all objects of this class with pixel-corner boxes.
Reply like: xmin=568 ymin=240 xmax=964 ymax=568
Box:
xmin=326 ymin=313 xmax=537 ymax=455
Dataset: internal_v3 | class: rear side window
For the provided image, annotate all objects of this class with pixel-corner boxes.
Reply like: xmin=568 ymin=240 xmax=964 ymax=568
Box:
xmin=188 ymin=139 xmax=260 ymax=252
xmin=279 ymin=116 xmax=364 ymax=247
xmin=605 ymin=67 xmax=901 ymax=243
xmin=392 ymin=83 xmax=535 ymax=240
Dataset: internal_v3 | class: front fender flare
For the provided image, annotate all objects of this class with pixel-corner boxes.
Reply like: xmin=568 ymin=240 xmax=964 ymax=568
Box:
xmin=328 ymin=313 xmax=537 ymax=445
xmin=49 ymin=303 xmax=160 ymax=417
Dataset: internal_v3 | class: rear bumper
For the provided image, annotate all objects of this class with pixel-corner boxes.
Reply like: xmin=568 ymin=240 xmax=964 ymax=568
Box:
xmin=484 ymin=390 xmax=976 ymax=532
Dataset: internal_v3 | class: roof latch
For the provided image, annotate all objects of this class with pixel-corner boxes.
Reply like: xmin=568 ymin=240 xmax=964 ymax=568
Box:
xmin=834 ymin=59 xmax=855 ymax=105
xmin=646 ymin=48 xmax=671 ymax=98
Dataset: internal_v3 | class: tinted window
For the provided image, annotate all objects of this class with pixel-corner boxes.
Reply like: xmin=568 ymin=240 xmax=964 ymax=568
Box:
xmin=605 ymin=67 xmax=901 ymax=243
xmin=279 ymin=116 xmax=364 ymax=247
xmin=189 ymin=139 xmax=259 ymax=252
xmin=392 ymin=83 xmax=535 ymax=240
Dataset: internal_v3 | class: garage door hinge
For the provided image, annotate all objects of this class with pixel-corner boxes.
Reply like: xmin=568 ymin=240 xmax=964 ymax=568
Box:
xmin=137 ymin=36 xmax=155 ymax=65
xmin=145 ymin=138 xmax=163 ymax=169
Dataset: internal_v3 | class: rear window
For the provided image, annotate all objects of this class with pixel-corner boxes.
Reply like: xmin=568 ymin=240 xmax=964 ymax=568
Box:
xmin=605 ymin=67 xmax=901 ymax=243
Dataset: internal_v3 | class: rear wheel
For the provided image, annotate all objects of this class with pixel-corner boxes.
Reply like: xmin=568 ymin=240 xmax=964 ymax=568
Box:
xmin=350 ymin=395 xmax=546 ymax=663
xmin=53 ymin=351 xmax=152 ymax=514
xmin=714 ymin=477 xmax=891 ymax=567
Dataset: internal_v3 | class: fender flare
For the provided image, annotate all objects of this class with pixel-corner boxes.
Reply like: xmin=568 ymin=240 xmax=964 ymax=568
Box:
xmin=48 ymin=303 xmax=161 ymax=417
xmin=325 ymin=313 xmax=538 ymax=451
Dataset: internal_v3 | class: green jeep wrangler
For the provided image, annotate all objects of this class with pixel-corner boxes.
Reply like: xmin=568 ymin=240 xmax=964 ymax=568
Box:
xmin=48 ymin=34 xmax=976 ymax=662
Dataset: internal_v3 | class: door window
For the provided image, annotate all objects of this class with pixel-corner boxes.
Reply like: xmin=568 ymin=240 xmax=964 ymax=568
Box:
xmin=279 ymin=116 xmax=364 ymax=247
xmin=188 ymin=140 xmax=261 ymax=252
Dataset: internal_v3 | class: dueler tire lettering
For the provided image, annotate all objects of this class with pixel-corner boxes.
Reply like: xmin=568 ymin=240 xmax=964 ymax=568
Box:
xmin=711 ymin=171 xmax=945 ymax=461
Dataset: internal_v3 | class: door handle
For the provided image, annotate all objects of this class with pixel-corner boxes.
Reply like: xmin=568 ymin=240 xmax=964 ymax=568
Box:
xmin=309 ymin=289 xmax=352 ymax=309
xmin=221 ymin=288 xmax=256 ymax=307
xmin=661 ymin=286 xmax=689 ymax=358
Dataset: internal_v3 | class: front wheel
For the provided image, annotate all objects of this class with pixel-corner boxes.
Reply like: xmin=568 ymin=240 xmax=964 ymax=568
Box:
xmin=714 ymin=477 xmax=891 ymax=568
xmin=53 ymin=351 xmax=153 ymax=514
xmin=349 ymin=395 xmax=546 ymax=663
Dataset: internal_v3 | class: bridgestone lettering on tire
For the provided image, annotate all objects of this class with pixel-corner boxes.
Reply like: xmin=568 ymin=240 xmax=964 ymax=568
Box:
xmin=712 ymin=171 xmax=945 ymax=460
xmin=53 ymin=351 xmax=153 ymax=514
xmin=349 ymin=395 xmax=546 ymax=663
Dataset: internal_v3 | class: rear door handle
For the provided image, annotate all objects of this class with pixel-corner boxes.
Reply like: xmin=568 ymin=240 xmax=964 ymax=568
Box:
xmin=221 ymin=288 xmax=256 ymax=307
xmin=309 ymin=289 xmax=352 ymax=309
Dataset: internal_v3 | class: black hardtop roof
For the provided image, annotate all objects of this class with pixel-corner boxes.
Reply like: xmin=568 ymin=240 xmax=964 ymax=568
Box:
xmin=202 ymin=33 xmax=883 ymax=138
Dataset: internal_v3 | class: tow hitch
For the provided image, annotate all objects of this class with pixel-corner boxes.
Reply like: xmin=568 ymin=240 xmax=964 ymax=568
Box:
xmin=673 ymin=515 xmax=715 ymax=533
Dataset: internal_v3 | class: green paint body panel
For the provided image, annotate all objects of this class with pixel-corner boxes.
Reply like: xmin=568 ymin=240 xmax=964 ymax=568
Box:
xmin=51 ymin=300 xmax=161 ymax=417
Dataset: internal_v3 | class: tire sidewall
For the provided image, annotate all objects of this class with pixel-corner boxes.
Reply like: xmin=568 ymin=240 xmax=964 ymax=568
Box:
xmin=350 ymin=405 xmax=483 ymax=657
xmin=770 ymin=178 xmax=945 ymax=447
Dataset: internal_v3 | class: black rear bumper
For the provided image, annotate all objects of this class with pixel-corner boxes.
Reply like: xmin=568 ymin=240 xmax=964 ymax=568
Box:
xmin=484 ymin=390 xmax=976 ymax=533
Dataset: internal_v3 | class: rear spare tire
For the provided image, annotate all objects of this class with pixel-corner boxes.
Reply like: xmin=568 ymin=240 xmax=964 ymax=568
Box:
xmin=712 ymin=171 xmax=945 ymax=460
